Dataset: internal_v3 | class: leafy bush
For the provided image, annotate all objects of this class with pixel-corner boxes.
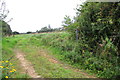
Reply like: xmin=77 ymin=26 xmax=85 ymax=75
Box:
xmin=61 ymin=2 xmax=120 ymax=78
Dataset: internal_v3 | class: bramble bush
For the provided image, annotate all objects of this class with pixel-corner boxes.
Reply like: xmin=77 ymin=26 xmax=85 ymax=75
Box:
xmin=61 ymin=2 xmax=120 ymax=78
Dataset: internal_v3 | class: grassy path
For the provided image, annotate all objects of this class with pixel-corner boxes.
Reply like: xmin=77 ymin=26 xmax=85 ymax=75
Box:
xmin=15 ymin=47 xmax=96 ymax=78
xmin=15 ymin=49 xmax=41 ymax=78
xmin=6 ymin=34 xmax=96 ymax=78
xmin=13 ymin=36 xmax=95 ymax=78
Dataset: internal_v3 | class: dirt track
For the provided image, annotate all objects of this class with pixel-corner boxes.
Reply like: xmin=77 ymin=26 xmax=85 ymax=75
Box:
xmin=15 ymin=50 xmax=41 ymax=78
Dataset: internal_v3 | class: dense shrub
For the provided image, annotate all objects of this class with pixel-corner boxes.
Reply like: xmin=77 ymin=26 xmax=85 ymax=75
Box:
xmin=61 ymin=2 xmax=120 ymax=78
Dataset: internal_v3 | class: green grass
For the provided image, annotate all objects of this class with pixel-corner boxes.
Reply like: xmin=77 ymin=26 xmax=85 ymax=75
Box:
xmin=15 ymin=33 xmax=88 ymax=78
xmin=2 ymin=32 xmax=97 ymax=78
xmin=21 ymin=47 xmax=85 ymax=78
xmin=32 ymin=32 xmax=120 ymax=78
xmin=3 ymin=32 xmax=117 ymax=78
xmin=2 ymin=35 xmax=30 ymax=78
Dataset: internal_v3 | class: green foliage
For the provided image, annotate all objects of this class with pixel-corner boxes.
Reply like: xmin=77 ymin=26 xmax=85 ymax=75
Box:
xmin=12 ymin=31 xmax=19 ymax=35
xmin=63 ymin=2 xmax=120 ymax=52
xmin=62 ymin=16 xmax=79 ymax=39
xmin=26 ymin=31 xmax=32 ymax=34
xmin=2 ymin=36 xmax=29 ymax=78
xmin=37 ymin=26 xmax=64 ymax=33
xmin=40 ymin=26 xmax=52 ymax=32
xmin=37 ymin=25 xmax=53 ymax=33
xmin=62 ymin=15 xmax=73 ymax=28
xmin=0 ymin=1 xmax=12 ymax=36
xmin=35 ymin=32 xmax=120 ymax=78
xmin=0 ymin=20 xmax=12 ymax=36
xmin=76 ymin=2 xmax=120 ymax=52
xmin=61 ymin=2 xmax=120 ymax=78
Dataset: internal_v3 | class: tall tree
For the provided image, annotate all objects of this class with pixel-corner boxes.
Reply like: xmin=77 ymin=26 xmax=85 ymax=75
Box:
xmin=0 ymin=0 xmax=12 ymax=36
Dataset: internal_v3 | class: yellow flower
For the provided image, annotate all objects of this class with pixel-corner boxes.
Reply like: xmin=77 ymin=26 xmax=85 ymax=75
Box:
xmin=2 ymin=61 xmax=4 ymax=63
xmin=10 ymin=63 xmax=12 ymax=65
xmin=10 ymin=71 xmax=13 ymax=72
xmin=0 ymin=66 xmax=3 ymax=68
xmin=6 ymin=61 xmax=9 ymax=63
xmin=12 ymin=69 xmax=16 ymax=72
xmin=5 ymin=76 xmax=8 ymax=78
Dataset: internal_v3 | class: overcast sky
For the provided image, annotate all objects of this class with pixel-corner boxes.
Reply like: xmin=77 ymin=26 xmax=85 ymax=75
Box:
xmin=4 ymin=0 xmax=86 ymax=33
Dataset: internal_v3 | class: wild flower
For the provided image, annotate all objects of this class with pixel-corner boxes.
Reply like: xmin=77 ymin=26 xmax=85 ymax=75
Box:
xmin=0 ymin=60 xmax=16 ymax=78
xmin=5 ymin=76 xmax=8 ymax=78
xmin=5 ymin=61 xmax=9 ymax=63
xmin=0 ymin=66 xmax=3 ymax=68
